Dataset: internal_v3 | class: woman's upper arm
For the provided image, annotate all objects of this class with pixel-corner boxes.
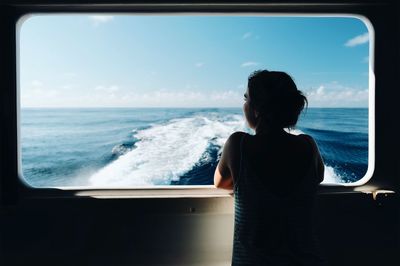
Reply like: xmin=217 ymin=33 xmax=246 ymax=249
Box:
xmin=302 ymin=134 xmax=325 ymax=183
xmin=214 ymin=132 xmax=245 ymax=189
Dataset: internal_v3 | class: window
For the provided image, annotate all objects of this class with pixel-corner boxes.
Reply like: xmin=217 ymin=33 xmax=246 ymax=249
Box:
xmin=18 ymin=14 xmax=373 ymax=188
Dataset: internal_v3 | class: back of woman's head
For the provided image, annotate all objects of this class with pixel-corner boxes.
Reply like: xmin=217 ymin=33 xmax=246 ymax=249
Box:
xmin=247 ymin=70 xmax=307 ymax=129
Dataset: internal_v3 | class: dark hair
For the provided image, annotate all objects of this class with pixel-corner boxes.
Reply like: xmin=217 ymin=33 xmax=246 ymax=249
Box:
xmin=247 ymin=70 xmax=308 ymax=129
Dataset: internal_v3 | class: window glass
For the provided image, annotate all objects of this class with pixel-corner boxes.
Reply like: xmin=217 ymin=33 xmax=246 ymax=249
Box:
xmin=19 ymin=15 xmax=371 ymax=187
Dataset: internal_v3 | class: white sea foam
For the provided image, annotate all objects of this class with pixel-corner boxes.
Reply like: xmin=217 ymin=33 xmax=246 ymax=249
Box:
xmin=322 ymin=166 xmax=342 ymax=184
xmin=285 ymin=128 xmax=303 ymax=135
xmin=89 ymin=116 xmax=343 ymax=186
xmin=89 ymin=115 xmax=245 ymax=186
xmin=111 ymin=144 xmax=132 ymax=156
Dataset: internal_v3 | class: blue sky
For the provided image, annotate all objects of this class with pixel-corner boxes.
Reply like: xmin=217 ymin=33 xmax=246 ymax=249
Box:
xmin=19 ymin=15 xmax=371 ymax=107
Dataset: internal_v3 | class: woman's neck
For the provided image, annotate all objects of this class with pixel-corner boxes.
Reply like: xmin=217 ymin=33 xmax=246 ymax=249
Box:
xmin=255 ymin=125 xmax=285 ymax=136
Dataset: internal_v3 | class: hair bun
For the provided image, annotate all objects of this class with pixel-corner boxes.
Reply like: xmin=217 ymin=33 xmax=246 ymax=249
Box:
xmin=248 ymin=70 xmax=308 ymax=128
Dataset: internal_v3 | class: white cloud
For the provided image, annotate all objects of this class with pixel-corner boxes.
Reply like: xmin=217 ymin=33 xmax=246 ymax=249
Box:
xmin=21 ymin=85 xmax=246 ymax=108
xmin=242 ymin=32 xmax=252 ymax=39
xmin=241 ymin=61 xmax=259 ymax=67
xmin=305 ymin=82 xmax=368 ymax=107
xmin=345 ymin=32 xmax=369 ymax=47
xmin=43 ymin=88 xmax=243 ymax=108
xmin=30 ymin=88 xmax=58 ymax=98
xmin=21 ymin=80 xmax=368 ymax=108
xmin=210 ymin=90 xmax=242 ymax=102
xmin=195 ymin=62 xmax=204 ymax=68
xmin=89 ymin=15 xmax=114 ymax=26
xmin=363 ymin=56 xmax=369 ymax=63
xmin=21 ymin=81 xmax=59 ymax=107
xmin=22 ymin=79 xmax=243 ymax=107
xmin=119 ymin=89 xmax=242 ymax=107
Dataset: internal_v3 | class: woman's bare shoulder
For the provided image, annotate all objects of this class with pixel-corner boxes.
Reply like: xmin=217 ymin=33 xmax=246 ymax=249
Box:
xmin=297 ymin=134 xmax=318 ymax=148
xmin=224 ymin=131 xmax=248 ymax=151
xmin=219 ymin=131 xmax=248 ymax=176
xmin=295 ymin=134 xmax=323 ymax=161
xmin=227 ymin=131 xmax=248 ymax=142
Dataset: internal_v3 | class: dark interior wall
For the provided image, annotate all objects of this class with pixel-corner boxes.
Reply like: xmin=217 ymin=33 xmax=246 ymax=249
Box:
xmin=1 ymin=1 xmax=399 ymax=266
xmin=0 ymin=194 xmax=398 ymax=266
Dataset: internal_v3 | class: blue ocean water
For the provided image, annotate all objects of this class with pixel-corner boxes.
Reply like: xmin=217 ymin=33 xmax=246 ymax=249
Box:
xmin=21 ymin=108 xmax=368 ymax=187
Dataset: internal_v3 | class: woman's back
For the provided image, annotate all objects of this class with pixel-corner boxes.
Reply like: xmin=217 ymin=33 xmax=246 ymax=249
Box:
xmin=232 ymin=131 xmax=325 ymax=266
xmin=213 ymin=70 xmax=326 ymax=265
xmin=237 ymin=132 xmax=312 ymax=195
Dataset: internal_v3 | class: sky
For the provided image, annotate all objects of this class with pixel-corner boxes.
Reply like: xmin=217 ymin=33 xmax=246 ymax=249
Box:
xmin=19 ymin=15 xmax=371 ymax=108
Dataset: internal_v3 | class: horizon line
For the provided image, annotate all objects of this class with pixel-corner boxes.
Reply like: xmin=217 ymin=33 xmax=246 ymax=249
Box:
xmin=20 ymin=106 xmax=369 ymax=109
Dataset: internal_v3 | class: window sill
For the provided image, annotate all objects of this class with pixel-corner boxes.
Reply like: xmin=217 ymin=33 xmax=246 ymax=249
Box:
xmin=19 ymin=182 xmax=395 ymax=201
xmin=21 ymin=185 xmax=233 ymax=200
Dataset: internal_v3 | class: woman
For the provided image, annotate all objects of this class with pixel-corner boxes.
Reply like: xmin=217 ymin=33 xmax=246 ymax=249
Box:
xmin=214 ymin=70 xmax=326 ymax=266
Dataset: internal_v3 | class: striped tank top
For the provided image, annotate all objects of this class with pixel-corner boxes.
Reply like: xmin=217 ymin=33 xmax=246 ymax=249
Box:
xmin=232 ymin=133 xmax=326 ymax=266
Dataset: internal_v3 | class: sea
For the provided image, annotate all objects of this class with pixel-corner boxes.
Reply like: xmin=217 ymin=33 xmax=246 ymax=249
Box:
xmin=20 ymin=108 xmax=369 ymax=188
